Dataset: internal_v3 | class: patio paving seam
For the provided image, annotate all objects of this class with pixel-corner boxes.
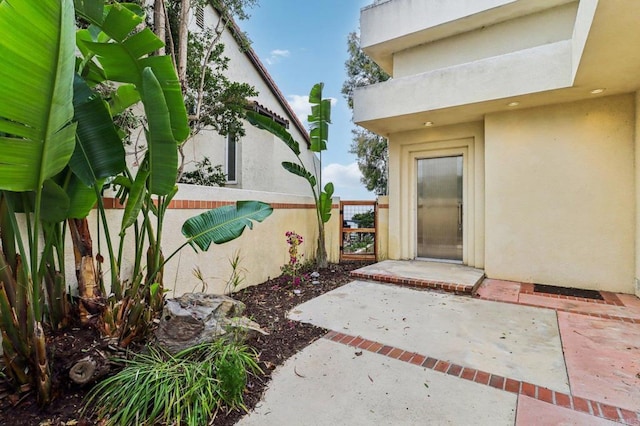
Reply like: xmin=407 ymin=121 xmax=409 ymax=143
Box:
xmin=323 ymin=330 xmax=640 ymax=425
xmin=477 ymin=296 xmax=640 ymax=324
xmin=349 ymin=271 xmax=474 ymax=294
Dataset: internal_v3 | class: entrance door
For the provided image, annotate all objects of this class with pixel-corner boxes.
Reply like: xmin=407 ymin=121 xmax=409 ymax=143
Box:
xmin=416 ymin=156 xmax=463 ymax=261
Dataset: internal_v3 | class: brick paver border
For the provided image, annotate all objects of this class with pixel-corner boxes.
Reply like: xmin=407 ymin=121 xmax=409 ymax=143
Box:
xmin=324 ymin=330 xmax=640 ymax=426
xmin=349 ymin=271 xmax=473 ymax=294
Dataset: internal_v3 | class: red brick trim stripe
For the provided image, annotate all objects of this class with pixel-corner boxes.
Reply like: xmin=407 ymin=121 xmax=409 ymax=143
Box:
xmin=377 ymin=204 xmax=389 ymax=209
xmin=101 ymin=197 xmax=318 ymax=210
xmin=324 ymin=330 xmax=640 ymax=425
xmin=350 ymin=271 xmax=473 ymax=295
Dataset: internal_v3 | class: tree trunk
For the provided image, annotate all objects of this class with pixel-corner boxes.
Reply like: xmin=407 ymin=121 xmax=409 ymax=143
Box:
xmin=153 ymin=0 xmax=166 ymax=55
xmin=177 ymin=0 xmax=190 ymax=89
xmin=68 ymin=218 xmax=104 ymax=325
xmin=316 ymin=226 xmax=328 ymax=269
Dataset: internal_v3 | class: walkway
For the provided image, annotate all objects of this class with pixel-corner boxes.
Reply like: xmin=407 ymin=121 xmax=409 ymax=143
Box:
xmin=239 ymin=272 xmax=640 ymax=425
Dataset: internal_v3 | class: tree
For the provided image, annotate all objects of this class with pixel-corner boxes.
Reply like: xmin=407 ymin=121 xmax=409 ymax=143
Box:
xmin=246 ymin=83 xmax=334 ymax=269
xmin=352 ymin=210 xmax=375 ymax=229
xmin=158 ymin=0 xmax=259 ymax=179
xmin=341 ymin=32 xmax=390 ymax=195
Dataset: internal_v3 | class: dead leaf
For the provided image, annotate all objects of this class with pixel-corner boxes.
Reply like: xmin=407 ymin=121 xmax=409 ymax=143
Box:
xmin=294 ymin=366 xmax=306 ymax=378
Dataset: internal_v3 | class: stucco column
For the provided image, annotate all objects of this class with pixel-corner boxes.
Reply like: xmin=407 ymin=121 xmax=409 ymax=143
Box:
xmin=635 ymin=91 xmax=640 ymax=296
xmin=376 ymin=195 xmax=389 ymax=260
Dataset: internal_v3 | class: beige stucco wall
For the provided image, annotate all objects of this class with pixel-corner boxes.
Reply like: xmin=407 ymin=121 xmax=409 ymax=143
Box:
xmin=393 ymin=2 xmax=577 ymax=78
xmin=69 ymin=186 xmax=321 ymax=297
xmin=387 ymin=122 xmax=485 ymax=268
xmin=376 ymin=196 xmax=390 ymax=260
xmin=635 ymin=91 xmax=640 ymax=297
xmin=484 ymin=94 xmax=636 ymax=293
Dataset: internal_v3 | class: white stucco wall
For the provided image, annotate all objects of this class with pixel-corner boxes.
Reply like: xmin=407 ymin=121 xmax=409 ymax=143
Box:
xmin=179 ymin=5 xmax=317 ymax=197
xmin=484 ymin=94 xmax=635 ymax=292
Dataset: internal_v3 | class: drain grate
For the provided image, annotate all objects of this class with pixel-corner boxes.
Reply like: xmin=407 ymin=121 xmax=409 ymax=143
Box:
xmin=533 ymin=283 xmax=603 ymax=300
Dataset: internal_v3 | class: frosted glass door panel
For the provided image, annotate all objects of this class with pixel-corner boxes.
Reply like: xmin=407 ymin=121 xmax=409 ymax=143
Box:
xmin=416 ymin=156 xmax=463 ymax=261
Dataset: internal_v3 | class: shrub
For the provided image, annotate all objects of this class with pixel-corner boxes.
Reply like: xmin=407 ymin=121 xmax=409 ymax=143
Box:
xmin=85 ymin=339 xmax=261 ymax=425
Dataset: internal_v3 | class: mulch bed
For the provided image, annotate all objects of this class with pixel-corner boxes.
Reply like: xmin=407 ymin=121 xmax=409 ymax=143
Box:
xmin=0 ymin=261 xmax=369 ymax=425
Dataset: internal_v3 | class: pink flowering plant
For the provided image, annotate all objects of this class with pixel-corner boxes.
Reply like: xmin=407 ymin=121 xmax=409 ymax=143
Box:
xmin=282 ymin=231 xmax=305 ymax=287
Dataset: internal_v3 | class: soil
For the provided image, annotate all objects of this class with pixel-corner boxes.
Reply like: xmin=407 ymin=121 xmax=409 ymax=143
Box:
xmin=0 ymin=261 xmax=370 ymax=425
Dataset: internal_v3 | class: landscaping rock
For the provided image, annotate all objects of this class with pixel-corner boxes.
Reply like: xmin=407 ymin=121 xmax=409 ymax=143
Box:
xmin=155 ymin=293 xmax=267 ymax=353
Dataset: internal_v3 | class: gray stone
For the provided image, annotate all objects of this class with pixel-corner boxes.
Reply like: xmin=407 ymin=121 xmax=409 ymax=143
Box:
xmin=155 ymin=293 xmax=267 ymax=353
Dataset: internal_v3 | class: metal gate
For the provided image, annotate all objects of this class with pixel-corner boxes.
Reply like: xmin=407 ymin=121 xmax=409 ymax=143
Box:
xmin=340 ymin=201 xmax=377 ymax=261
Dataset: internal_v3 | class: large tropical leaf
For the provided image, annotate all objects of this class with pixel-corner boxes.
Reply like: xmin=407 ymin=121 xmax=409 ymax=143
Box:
xmin=141 ymin=67 xmax=178 ymax=195
xmin=66 ymin=175 xmax=101 ymax=219
xmin=0 ymin=0 xmax=76 ymax=192
xmin=78 ymin=3 xmax=189 ymax=143
xmin=307 ymin=83 xmax=330 ymax=153
xmin=182 ymin=201 xmax=273 ymax=251
xmin=282 ymin=161 xmax=316 ymax=187
xmin=319 ymin=182 xmax=334 ymax=224
xmin=69 ymin=75 xmax=126 ymax=187
xmin=245 ymin=110 xmax=301 ymax=155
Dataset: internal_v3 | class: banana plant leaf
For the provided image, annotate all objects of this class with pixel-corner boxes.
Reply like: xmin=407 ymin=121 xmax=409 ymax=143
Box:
xmin=307 ymin=83 xmax=330 ymax=153
xmin=40 ymin=180 xmax=70 ymax=224
xmin=0 ymin=0 xmax=76 ymax=192
xmin=182 ymin=201 xmax=273 ymax=252
xmin=141 ymin=67 xmax=178 ymax=195
xmin=110 ymin=84 xmax=140 ymax=115
xmin=282 ymin=161 xmax=316 ymax=187
xmin=67 ymin=175 xmax=103 ymax=219
xmin=319 ymin=182 xmax=334 ymax=224
xmin=69 ymin=75 xmax=126 ymax=187
xmin=245 ymin=110 xmax=301 ymax=155
xmin=78 ymin=3 xmax=189 ymax=143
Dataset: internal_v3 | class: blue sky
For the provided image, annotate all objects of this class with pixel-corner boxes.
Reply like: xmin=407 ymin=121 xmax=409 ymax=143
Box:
xmin=238 ymin=0 xmax=374 ymax=200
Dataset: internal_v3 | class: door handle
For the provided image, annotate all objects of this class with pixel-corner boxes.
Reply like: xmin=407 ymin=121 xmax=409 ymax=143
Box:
xmin=458 ymin=203 xmax=463 ymax=230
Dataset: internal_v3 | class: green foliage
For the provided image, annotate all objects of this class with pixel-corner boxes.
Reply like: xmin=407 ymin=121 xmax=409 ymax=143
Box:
xmin=185 ymin=30 xmax=258 ymax=137
xmin=182 ymin=201 xmax=273 ymax=251
xmin=0 ymin=0 xmax=77 ymax=404
xmin=85 ymin=339 xmax=262 ymax=425
xmin=352 ymin=209 xmax=375 ymax=228
xmin=178 ymin=157 xmax=227 ymax=187
xmin=342 ymin=32 xmax=390 ymax=195
xmin=246 ymin=83 xmax=334 ymax=268
xmin=0 ymin=0 xmax=272 ymax=404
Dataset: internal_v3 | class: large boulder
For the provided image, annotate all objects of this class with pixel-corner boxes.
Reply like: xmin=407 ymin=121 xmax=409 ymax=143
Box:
xmin=155 ymin=293 xmax=267 ymax=353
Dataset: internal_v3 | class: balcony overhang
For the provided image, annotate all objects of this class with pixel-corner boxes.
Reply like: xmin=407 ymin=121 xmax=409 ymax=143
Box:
xmin=355 ymin=0 xmax=640 ymax=136
xmin=361 ymin=0 xmax=576 ymax=74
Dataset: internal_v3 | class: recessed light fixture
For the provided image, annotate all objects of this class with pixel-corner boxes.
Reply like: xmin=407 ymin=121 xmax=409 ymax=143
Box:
xmin=424 ymin=121 xmax=434 ymax=127
xmin=590 ymin=88 xmax=605 ymax=94
xmin=507 ymin=102 xmax=520 ymax=107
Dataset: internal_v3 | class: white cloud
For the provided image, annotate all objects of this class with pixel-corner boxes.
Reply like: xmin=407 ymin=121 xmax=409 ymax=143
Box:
xmin=265 ymin=49 xmax=290 ymax=65
xmin=322 ymin=162 xmax=375 ymax=200
xmin=287 ymin=95 xmax=338 ymax=125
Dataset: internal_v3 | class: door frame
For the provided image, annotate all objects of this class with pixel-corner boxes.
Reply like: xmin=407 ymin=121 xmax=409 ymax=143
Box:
xmin=396 ymin=136 xmax=481 ymax=267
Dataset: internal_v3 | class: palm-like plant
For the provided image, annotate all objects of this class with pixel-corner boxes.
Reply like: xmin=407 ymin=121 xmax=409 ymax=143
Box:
xmin=246 ymin=83 xmax=334 ymax=268
xmin=0 ymin=0 xmax=273 ymax=404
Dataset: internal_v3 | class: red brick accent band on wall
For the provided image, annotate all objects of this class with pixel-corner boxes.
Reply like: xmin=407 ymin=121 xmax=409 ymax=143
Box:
xmin=101 ymin=197 xmax=339 ymax=210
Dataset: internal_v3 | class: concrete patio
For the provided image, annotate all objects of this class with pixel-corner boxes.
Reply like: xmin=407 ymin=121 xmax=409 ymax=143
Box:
xmin=239 ymin=262 xmax=640 ymax=425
